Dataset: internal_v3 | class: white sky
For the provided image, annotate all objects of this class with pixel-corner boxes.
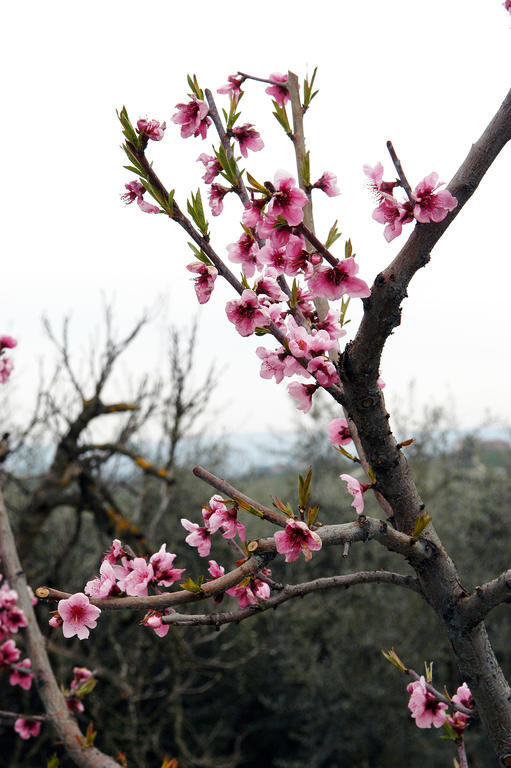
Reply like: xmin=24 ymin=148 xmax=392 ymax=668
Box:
xmin=2 ymin=1 xmax=510 ymax=437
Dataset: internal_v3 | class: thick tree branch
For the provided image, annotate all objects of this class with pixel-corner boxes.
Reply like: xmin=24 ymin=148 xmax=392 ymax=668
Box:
xmin=457 ymin=570 xmax=511 ymax=631
xmin=0 ymin=489 xmax=120 ymax=768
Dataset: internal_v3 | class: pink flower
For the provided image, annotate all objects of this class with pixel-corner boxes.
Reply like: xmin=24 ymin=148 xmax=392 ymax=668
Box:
xmin=313 ymin=172 xmax=340 ymax=197
xmin=2 ymin=604 xmax=27 ymax=633
xmin=120 ymin=558 xmax=154 ymax=597
xmin=407 ymin=676 xmax=448 ymax=728
xmin=274 ymin=519 xmax=322 ymax=563
xmin=72 ymin=666 xmax=93 ymax=686
xmin=448 ymin=711 xmax=470 ymax=735
xmin=197 ymin=153 xmax=222 ymax=184
xmin=377 ymin=374 xmax=386 ymax=389
xmin=207 ymin=495 xmax=246 ymax=541
xmin=186 ymin=262 xmax=218 ymax=304
xmin=265 ymin=73 xmax=289 ymax=106
xmin=256 ymin=347 xmax=287 ymax=384
xmin=363 ymin=163 xmax=397 ymax=197
xmin=232 ymin=123 xmax=264 ymax=158
xmin=217 ymin=74 xmax=244 ymax=97
xmin=253 ymin=273 xmax=287 ymax=303
xmin=57 ymin=593 xmax=101 ymax=640
xmin=66 ymin=696 xmax=84 ymax=713
xmin=84 ymin=559 xmax=120 ymax=599
xmin=14 ymin=718 xmax=41 ymax=740
xmin=412 ymin=172 xmax=457 ymax=224
xmin=136 ymin=118 xmax=166 ymax=141
xmin=104 ymin=539 xmax=125 ymax=563
xmin=316 ymin=310 xmax=346 ymax=341
xmin=225 ymin=290 xmax=270 ymax=337
xmin=340 ymin=474 xmax=370 ymax=515
xmin=308 ymin=258 xmax=371 ymax=301
xmin=285 ymin=234 xmax=313 ymax=278
xmin=372 ymin=196 xmax=413 ymax=242
xmin=267 ymin=170 xmax=308 ymax=226
xmin=307 ymin=357 xmax=339 ymax=387
xmin=0 ymin=639 xmax=20 ymax=666
xmin=504 ymin=0 xmax=511 ymax=11
xmin=0 ymin=336 xmax=17 ymax=349
xmin=226 ymin=575 xmax=271 ymax=608
xmin=208 ymin=183 xmax=230 ymax=216
xmin=242 ymin=197 xmax=267 ymax=229
xmin=172 ymin=97 xmax=211 ymax=139
xmin=288 ymin=381 xmax=318 ymax=413
xmin=226 ymin=232 xmax=260 ymax=277
xmin=9 ymin=658 xmax=33 ymax=690
xmin=0 ymin=357 xmax=14 ymax=383
xmin=121 ymin=181 xmax=160 ymax=214
xmin=452 ymin=682 xmax=472 ymax=710
xmin=181 ymin=519 xmax=211 ymax=557
xmin=49 ymin=614 xmax=63 ymax=629
xmin=328 ymin=418 xmax=352 ymax=445
xmin=149 ymin=544 xmax=185 ymax=587
xmin=143 ymin=608 xmax=175 ymax=638
xmin=258 ymin=243 xmax=289 ymax=275
xmin=208 ymin=560 xmax=225 ymax=579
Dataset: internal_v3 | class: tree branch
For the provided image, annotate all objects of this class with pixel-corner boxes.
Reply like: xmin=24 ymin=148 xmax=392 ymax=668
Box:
xmin=457 ymin=570 xmax=511 ymax=631
xmin=162 ymin=570 xmax=422 ymax=627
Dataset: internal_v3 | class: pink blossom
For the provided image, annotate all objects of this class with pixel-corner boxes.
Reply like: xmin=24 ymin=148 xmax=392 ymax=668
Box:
xmin=66 ymin=696 xmax=84 ymax=713
xmin=377 ymin=375 xmax=386 ymax=389
xmin=285 ymin=234 xmax=313 ymax=278
xmin=172 ymin=97 xmax=211 ymax=140
xmin=313 ymin=171 xmax=340 ymax=197
xmin=363 ymin=163 xmax=396 ymax=196
xmin=232 ymin=123 xmax=264 ymax=158
xmin=143 ymin=608 xmax=175 ymax=638
xmin=372 ymin=195 xmax=413 ymax=241
xmin=257 ymin=211 xmax=295 ymax=247
xmin=208 ymin=183 xmax=230 ymax=216
xmin=136 ymin=118 xmax=166 ymax=141
xmin=225 ymin=290 xmax=270 ymax=337
xmin=340 ymin=474 xmax=370 ymax=515
xmin=207 ymin=495 xmax=246 ymax=541
xmin=286 ymin=316 xmax=314 ymax=358
xmin=505 ymin=0 xmax=511 ymax=11
xmin=181 ymin=519 xmax=211 ymax=557
xmin=208 ymin=560 xmax=225 ymax=579
xmin=242 ymin=197 xmax=267 ymax=228
xmin=9 ymin=658 xmax=33 ymax=690
xmin=149 ymin=544 xmax=185 ymax=587
xmin=0 ymin=639 xmax=20 ymax=666
xmin=1 ymin=604 xmax=27 ymax=633
xmin=72 ymin=666 xmax=93 ymax=686
xmin=288 ymin=381 xmax=318 ymax=413
xmin=256 ymin=347 xmax=287 ymax=384
xmin=265 ymin=73 xmax=289 ymax=106
xmin=328 ymin=418 xmax=352 ymax=445
xmin=452 ymin=682 xmax=472 ymax=710
xmin=274 ymin=519 xmax=322 ymax=563
xmin=316 ymin=310 xmax=346 ymax=341
xmin=407 ymin=676 xmax=448 ymax=728
xmin=57 ymin=593 xmax=101 ymax=640
xmin=84 ymin=559 xmax=120 ymax=599
xmin=267 ymin=170 xmax=308 ymax=226
xmin=121 ymin=181 xmax=160 ymax=214
xmin=253 ymin=272 xmax=287 ymax=303
xmin=104 ymin=539 xmax=125 ymax=563
xmin=412 ymin=172 xmax=457 ymax=224
xmin=0 ymin=336 xmax=17 ymax=349
xmin=308 ymin=258 xmax=371 ymax=301
xmin=448 ymin=711 xmax=470 ymax=735
xmin=186 ymin=261 xmax=218 ymax=304
xmin=197 ymin=153 xmax=222 ymax=184
xmin=226 ymin=232 xmax=260 ymax=277
xmin=120 ymin=558 xmax=154 ymax=597
xmin=0 ymin=357 xmax=14 ymax=384
xmin=226 ymin=576 xmax=271 ymax=608
xmin=307 ymin=357 xmax=339 ymax=387
xmin=14 ymin=718 xmax=41 ymax=740
xmin=258 ymin=243 xmax=289 ymax=275
xmin=49 ymin=614 xmax=63 ymax=629
xmin=217 ymin=74 xmax=244 ymax=97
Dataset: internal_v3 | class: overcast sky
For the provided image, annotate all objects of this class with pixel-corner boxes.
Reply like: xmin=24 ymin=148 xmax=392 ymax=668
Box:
xmin=2 ymin=1 xmax=510 ymax=438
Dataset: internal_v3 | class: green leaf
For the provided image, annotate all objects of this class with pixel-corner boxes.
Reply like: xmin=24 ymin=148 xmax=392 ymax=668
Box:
xmin=47 ymin=755 xmax=60 ymax=768
xmin=298 ymin=466 xmax=313 ymax=507
xmin=187 ymin=73 xmax=204 ymax=100
xmin=76 ymin=676 xmax=97 ymax=698
xmin=289 ymin=278 xmax=298 ymax=309
xmin=325 ymin=220 xmax=342 ymax=249
xmin=412 ymin=512 xmax=432 ymax=541
xmin=187 ymin=242 xmax=212 ymax=265
xmin=381 ymin=647 xmax=406 ymax=672
xmin=254 ymin=326 xmax=272 ymax=336
xmin=307 ymin=505 xmax=319 ymax=527
xmin=345 ymin=239 xmax=353 ymax=259
xmin=272 ymin=496 xmax=295 ymax=518
xmin=179 ymin=575 xmax=204 ymax=593
xmin=303 ymin=67 xmax=319 ymax=111
xmin=272 ymin=101 xmax=292 ymax=136
xmin=84 ymin=721 xmax=97 ymax=747
xmin=246 ymin=173 xmax=270 ymax=195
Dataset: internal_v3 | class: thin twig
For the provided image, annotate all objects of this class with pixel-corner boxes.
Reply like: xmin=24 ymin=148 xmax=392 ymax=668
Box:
xmin=386 ymin=140 xmax=414 ymax=202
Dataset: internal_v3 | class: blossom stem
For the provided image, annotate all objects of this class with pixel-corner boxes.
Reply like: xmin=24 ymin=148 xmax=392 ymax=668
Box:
xmin=204 ymin=88 xmax=250 ymax=206
xmin=386 ymin=140 xmax=414 ymax=203
xmin=0 ymin=709 xmax=46 ymax=722
xmin=237 ymin=72 xmax=289 ymax=89
xmin=296 ymin=223 xmax=339 ymax=267
xmin=406 ymin=668 xmax=473 ymax=717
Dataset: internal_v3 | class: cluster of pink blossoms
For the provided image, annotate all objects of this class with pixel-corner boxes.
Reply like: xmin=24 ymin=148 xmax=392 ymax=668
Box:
xmin=181 ymin=494 xmax=246 ymax=558
xmin=0 ymin=335 xmax=17 ymax=384
xmin=49 ymin=540 xmax=185 ymax=640
xmin=365 ymin=163 xmax=457 ymax=242
xmin=407 ymin=677 xmax=472 ymax=734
